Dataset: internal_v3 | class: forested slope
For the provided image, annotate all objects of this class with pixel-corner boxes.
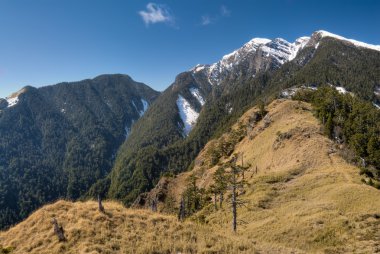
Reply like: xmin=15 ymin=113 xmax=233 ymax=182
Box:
xmin=0 ymin=74 xmax=159 ymax=229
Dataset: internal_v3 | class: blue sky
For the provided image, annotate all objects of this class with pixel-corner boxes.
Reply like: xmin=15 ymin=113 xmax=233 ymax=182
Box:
xmin=0 ymin=0 xmax=379 ymax=98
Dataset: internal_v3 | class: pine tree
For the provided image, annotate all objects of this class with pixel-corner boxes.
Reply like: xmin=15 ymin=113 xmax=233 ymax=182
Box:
xmin=209 ymin=184 xmax=218 ymax=211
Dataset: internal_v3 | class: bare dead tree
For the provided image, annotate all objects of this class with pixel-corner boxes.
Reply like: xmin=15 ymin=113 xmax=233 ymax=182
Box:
xmin=178 ymin=196 xmax=185 ymax=221
xmin=151 ymin=197 xmax=158 ymax=212
xmin=241 ymin=152 xmax=245 ymax=180
xmin=52 ymin=218 xmax=66 ymax=242
xmin=98 ymin=194 xmax=105 ymax=213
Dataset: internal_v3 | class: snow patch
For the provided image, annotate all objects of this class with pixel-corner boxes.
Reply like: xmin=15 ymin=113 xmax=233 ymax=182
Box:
xmin=280 ymin=85 xmax=317 ymax=99
xmin=289 ymin=36 xmax=310 ymax=61
xmin=132 ymin=99 xmax=149 ymax=117
xmin=6 ymin=96 xmax=19 ymax=108
xmin=125 ymin=120 xmax=135 ymax=139
xmin=316 ymin=30 xmax=380 ymax=52
xmin=176 ymin=95 xmax=199 ymax=136
xmin=140 ymin=99 xmax=149 ymax=116
xmin=373 ymin=103 xmax=380 ymax=110
xmin=335 ymin=86 xmax=347 ymax=94
xmin=191 ymin=64 xmax=206 ymax=72
xmin=189 ymin=88 xmax=205 ymax=106
xmin=374 ymin=87 xmax=380 ymax=96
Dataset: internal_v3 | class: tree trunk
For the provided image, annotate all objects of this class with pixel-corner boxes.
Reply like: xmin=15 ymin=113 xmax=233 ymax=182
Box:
xmin=52 ymin=218 xmax=66 ymax=242
xmin=151 ymin=197 xmax=157 ymax=212
xmin=232 ymin=174 xmax=237 ymax=232
xmin=219 ymin=192 xmax=224 ymax=209
xmin=214 ymin=193 xmax=217 ymax=210
xmin=98 ymin=195 xmax=105 ymax=213
xmin=178 ymin=197 xmax=185 ymax=221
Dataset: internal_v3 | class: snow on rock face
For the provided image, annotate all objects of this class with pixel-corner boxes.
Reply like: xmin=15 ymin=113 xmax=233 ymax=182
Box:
xmin=191 ymin=64 xmax=206 ymax=73
xmin=132 ymin=99 xmax=149 ymax=117
xmin=125 ymin=120 xmax=135 ymax=139
xmin=3 ymin=88 xmax=28 ymax=109
xmin=189 ymin=88 xmax=205 ymax=106
xmin=315 ymin=30 xmax=380 ymax=52
xmin=176 ymin=95 xmax=199 ymax=136
xmin=280 ymin=85 xmax=317 ymax=99
xmin=6 ymin=96 xmax=19 ymax=108
xmin=191 ymin=35 xmax=310 ymax=86
xmin=140 ymin=99 xmax=149 ymax=116
xmin=374 ymin=86 xmax=380 ymax=96
xmin=289 ymin=36 xmax=310 ymax=60
xmin=206 ymin=38 xmax=272 ymax=85
xmin=335 ymin=86 xmax=347 ymax=94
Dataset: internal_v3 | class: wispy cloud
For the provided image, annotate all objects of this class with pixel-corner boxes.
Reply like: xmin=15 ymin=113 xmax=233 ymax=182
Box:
xmin=201 ymin=15 xmax=212 ymax=26
xmin=201 ymin=5 xmax=231 ymax=26
xmin=220 ymin=5 xmax=231 ymax=17
xmin=138 ymin=3 xmax=174 ymax=27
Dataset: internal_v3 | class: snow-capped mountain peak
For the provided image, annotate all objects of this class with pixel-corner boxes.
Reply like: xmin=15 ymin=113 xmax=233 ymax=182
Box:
xmin=218 ymin=37 xmax=272 ymax=69
xmin=0 ymin=87 xmax=28 ymax=109
xmin=313 ymin=30 xmax=380 ymax=52
xmin=190 ymin=34 xmax=312 ymax=86
xmin=190 ymin=30 xmax=380 ymax=89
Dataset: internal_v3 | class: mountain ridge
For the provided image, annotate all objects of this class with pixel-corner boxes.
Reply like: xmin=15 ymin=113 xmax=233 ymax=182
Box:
xmin=105 ymin=29 xmax=380 ymax=206
xmin=0 ymin=74 xmax=160 ymax=229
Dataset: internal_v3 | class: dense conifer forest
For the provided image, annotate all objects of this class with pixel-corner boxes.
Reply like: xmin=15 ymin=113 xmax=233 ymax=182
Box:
xmin=0 ymin=75 xmax=159 ymax=229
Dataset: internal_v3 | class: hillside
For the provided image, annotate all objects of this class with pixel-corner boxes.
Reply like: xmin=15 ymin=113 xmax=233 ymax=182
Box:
xmin=0 ymin=200 xmax=276 ymax=254
xmin=137 ymin=99 xmax=380 ymax=253
xmin=0 ymin=74 xmax=160 ymax=229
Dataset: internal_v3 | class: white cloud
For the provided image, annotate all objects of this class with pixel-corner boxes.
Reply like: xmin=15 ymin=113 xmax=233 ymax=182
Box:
xmin=201 ymin=15 xmax=212 ymax=26
xmin=138 ymin=3 xmax=174 ymax=26
xmin=220 ymin=5 xmax=231 ymax=17
xmin=200 ymin=5 xmax=231 ymax=26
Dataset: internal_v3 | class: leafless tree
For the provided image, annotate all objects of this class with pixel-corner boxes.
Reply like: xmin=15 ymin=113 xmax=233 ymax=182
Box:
xmin=52 ymin=218 xmax=66 ymax=242
xmin=151 ymin=197 xmax=158 ymax=212
xmin=98 ymin=194 xmax=105 ymax=213
xmin=178 ymin=196 xmax=185 ymax=221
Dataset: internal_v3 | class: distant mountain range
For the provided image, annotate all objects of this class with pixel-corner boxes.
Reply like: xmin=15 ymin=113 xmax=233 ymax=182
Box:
xmin=0 ymin=30 xmax=379 ymax=229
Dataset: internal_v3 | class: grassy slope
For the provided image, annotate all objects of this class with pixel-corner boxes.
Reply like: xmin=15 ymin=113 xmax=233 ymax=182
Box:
xmin=0 ymin=200 xmax=260 ymax=254
xmin=1 ymin=99 xmax=380 ymax=253
xmin=154 ymin=99 xmax=380 ymax=253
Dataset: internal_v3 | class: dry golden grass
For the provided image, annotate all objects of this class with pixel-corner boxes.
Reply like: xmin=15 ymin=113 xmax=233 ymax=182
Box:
xmin=2 ymin=99 xmax=380 ymax=253
xmin=0 ymin=200 xmax=262 ymax=254
xmin=157 ymin=99 xmax=380 ymax=253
